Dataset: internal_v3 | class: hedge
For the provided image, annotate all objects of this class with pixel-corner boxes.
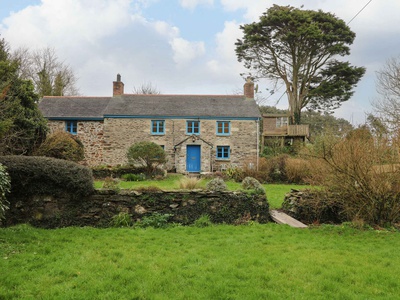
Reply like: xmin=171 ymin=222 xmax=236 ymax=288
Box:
xmin=0 ymin=156 xmax=94 ymax=198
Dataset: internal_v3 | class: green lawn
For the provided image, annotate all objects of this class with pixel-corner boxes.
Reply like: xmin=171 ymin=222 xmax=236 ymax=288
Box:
xmin=94 ymin=174 xmax=311 ymax=208
xmin=1 ymin=224 xmax=399 ymax=299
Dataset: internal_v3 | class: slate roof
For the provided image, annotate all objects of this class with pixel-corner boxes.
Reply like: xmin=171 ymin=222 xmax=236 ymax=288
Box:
xmin=39 ymin=97 xmax=111 ymax=119
xmin=39 ymin=94 xmax=260 ymax=119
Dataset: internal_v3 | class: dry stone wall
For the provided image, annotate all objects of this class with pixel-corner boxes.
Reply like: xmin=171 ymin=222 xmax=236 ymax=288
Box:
xmin=3 ymin=190 xmax=270 ymax=228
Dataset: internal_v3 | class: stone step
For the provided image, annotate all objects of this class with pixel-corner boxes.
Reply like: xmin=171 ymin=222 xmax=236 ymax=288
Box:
xmin=270 ymin=210 xmax=308 ymax=228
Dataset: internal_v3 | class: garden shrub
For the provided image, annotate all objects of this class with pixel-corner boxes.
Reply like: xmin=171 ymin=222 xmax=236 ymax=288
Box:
xmin=242 ymin=176 xmax=261 ymax=189
xmin=0 ymin=156 xmax=94 ymax=197
xmin=241 ymin=156 xmax=294 ymax=183
xmin=179 ymin=176 xmax=200 ymax=190
xmin=223 ymin=165 xmax=244 ymax=182
xmin=284 ymin=158 xmax=311 ymax=184
xmin=34 ymin=131 xmax=84 ymax=162
xmin=241 ymin=177 xmax=265 ymax=195
xmin=267 ymin=154 xmax=289 ymax=182
xmin=92 ymin=165 xmax=147 ymax=179
xmin=0 ymin=163 xmax=11 ymax=221
xmin=241 ymin=157 xmax=271 ymax=183
xmin=127 ymin=141 xmax=166 ymax=176
xmin=110 ymin=212 xmax=132 ymax=227
xmin=102 ymin=177 xmax=120 ymax=192
xmin=206 ymin=177 xmax=227 ymax=192
xmin=121 ymin=173 xmax=146 ymax=181
xmin=136 ymin=212 xmax=173 ymax=229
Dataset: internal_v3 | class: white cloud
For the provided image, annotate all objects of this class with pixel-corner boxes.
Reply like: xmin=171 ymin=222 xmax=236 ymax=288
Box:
xmin=179 ymin=0 xmax=213 ymax=10
xmin=207 ymin=20 xmax=243 ymax=77
xmin=170 ymin=37 xmax=205 ymax=66
xmin=0 ymin=0 xmax=212 ymax=95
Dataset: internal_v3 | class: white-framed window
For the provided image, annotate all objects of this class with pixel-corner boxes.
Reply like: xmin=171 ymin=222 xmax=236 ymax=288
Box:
xmin=276 ymin=117 xmax=288 ymax=128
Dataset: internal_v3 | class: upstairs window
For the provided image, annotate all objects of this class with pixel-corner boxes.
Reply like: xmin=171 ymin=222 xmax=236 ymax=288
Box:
xmin=276 ymin=117 xmax=288 ymax=128
xmin=216 ymin=121 xmax=230 ymax=135
xmin=66 ymin=120 xmax=77 ymax=135
xmin=216 ymin=146 xmax=230 ymax=159
xmin=151 ymin=120 xmax=165 ymax=134
xmin=187 ymin=120 xmax=200 ymax=135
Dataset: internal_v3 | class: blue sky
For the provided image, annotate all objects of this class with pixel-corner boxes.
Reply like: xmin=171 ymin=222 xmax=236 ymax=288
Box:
xmin=0 ymin=0 xmax=399 ymax=125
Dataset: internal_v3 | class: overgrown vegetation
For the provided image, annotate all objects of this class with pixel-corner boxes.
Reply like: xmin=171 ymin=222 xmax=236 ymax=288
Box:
xmin=223 ymin=156 xmax=311 ymax=184
xmin=179 ymin=176 xmax=200 ymax=190
xmin=110 ymin=212 xmax=132 ymax=228
xmin=0 ymin=163 xmax=10 ymax=221
xmin=34 ymin=131 xmax=84 ymax=162
xmin=0 ymin=156 xmax=93 ymax=197
xmin=193 ymin=214 xmax=212 ymax=228
xmin=305 ymin=127 xmax=400 ymax=226
xmin=136 ymin=213 xmax=173 ymax=229
xmin=121 ymin=173 xmax=146 ymax=182
xmin=241 ymin=176 xmax=265 ymax=195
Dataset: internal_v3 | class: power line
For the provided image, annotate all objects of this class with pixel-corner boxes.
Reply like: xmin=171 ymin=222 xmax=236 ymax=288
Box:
xmin=347 ymin=0 xmax=373 ymax=25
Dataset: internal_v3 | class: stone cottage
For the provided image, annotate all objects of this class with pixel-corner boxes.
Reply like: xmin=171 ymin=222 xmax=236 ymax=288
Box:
xmin=38 ymin=75 xmax=261 ymax=173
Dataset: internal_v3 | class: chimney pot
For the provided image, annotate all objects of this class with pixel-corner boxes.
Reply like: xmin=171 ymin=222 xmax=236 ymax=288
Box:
xmin=244 ymin=77 xmax=254 ymax=99
xmin=113 ymin=74 xmax=124 ymax=96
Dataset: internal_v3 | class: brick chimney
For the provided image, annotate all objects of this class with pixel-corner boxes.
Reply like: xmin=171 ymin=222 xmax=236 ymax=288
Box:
xmin=113 ymin=74 xmax=124 ymax=96
xmin=243 ymin=77 xmax=254 ymax=99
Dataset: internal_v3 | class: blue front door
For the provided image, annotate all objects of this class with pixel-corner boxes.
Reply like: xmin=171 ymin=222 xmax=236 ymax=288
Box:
xmin=186 ymin=145 xmax=201 ymax=172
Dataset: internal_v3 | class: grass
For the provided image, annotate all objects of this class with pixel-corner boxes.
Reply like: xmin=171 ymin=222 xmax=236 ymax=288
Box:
xmin=1 ymin=224 xmax=400 ymax=299
xmin=94 ymin=174 xmax=311 ymax=208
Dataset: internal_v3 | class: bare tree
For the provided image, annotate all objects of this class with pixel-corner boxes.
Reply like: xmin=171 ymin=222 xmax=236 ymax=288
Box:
xmin=12 ymin=47 xmax=79 ymax=97
xmin=373 ymin=56 xmax=400 ymax=132
xmin=132 ymin=82 xmax=161 ymax=94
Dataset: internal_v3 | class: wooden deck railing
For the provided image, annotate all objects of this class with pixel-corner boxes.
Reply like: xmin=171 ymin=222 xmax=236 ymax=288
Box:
xmin=287 ymin=125 xmax=309 ymax=136
xmin=263 ymin=124 xmax=309 ymax=137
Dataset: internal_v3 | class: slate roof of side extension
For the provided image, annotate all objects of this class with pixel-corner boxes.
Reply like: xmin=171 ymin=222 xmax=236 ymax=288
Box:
xmin=39 ymin=97 xmax=111 ymax=119
xmin=39 ymin=94 xmax=261 ymax=120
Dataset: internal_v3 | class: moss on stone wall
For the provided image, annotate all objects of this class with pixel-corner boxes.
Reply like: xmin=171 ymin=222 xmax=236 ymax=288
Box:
xmin=3 ymin=189 xmax=270 ymax=228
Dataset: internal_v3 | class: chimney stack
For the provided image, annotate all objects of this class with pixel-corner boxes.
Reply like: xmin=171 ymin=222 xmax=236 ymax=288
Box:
xmin=113 ymin=73 xmax=124 ymax=96
xmin=243 ymin=77 xmax=254 ymax=99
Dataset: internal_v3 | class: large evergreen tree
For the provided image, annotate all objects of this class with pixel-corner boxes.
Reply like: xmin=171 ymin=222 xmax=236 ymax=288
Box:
xmin=236 ymin=5 xmax=365 ymax=124
xmin=0 ymin=38 xmax=48 ymax=155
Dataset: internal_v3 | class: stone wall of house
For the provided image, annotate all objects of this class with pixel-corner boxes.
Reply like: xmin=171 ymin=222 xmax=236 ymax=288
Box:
xmin=103 ymin=118 xmax=259 ymax=172
xmin=3 ymin=190 xmax=270 ymax=228
xmin=47 ymin=118 xmax=259 ymax=172
xmin=47 ymin=120 xmax=105 ymax=166
xmin=47 ymin=120 xmax=64 ymax=132
xmin=77 ymin=121 xmax=105 ymax=166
